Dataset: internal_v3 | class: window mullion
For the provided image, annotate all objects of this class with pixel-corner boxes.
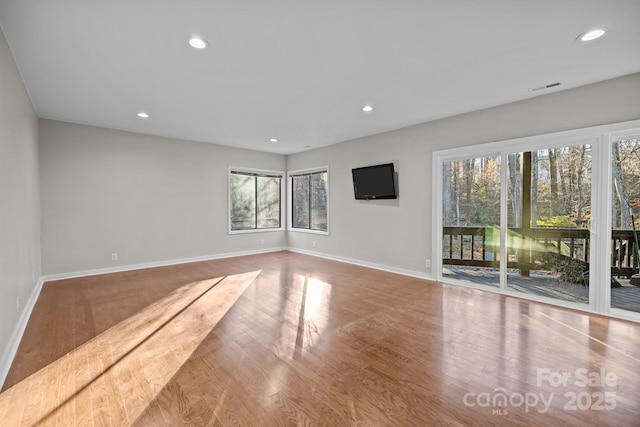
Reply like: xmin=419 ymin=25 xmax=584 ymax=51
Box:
xmin=254 ymin=176 xmax=258 ymax=229
xmin=278 ymin=177 xmax=282 ymax=228
xmin=499 ymin=152 xmax=508 ymax=290
xmin=308 ymin=178 xmax=312 ymax=230
xmin=293 ymin=176 xmax=299 ymax=230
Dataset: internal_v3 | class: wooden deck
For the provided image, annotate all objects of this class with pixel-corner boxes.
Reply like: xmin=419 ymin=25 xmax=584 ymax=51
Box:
xmin=443 ymin=226 xmax=640 ymax=278
xmin=443 ymin=266 xmax=640 ymax=312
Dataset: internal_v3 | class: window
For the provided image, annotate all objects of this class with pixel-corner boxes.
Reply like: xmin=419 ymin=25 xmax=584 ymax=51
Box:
xmin=434 ymin=119 xmax=640 ymax=322
xmin=289 ymin=167 xmax=328 ymax=233
xmin=229 ymin=167 xmax=283 ymax=232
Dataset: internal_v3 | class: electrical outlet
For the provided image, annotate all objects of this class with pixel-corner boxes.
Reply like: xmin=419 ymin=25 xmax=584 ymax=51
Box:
xmin=111 ymin=253 xmax=118 ymax=261
xmin=260 ymin=239 xmax=265 ymax=245
xmin=313 ymin=241 xmax=317 ymax=247
xmin=425 ymin=259 xmax=431 ymax=268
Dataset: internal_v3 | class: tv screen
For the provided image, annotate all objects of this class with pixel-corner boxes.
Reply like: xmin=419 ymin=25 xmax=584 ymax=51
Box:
xmin=352 ymin=163 xmax=397 ymax=200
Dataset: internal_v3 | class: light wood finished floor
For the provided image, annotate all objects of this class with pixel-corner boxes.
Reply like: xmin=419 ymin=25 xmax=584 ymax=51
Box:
xmin=1 ymin=251 xmax=639 ymax=426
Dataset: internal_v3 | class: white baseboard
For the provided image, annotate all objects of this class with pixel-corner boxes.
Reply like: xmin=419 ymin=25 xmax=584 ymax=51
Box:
xmin=42 ymin=247 xmax=288 ymax=282
xmin=40 ymin=246 xmax=431 ymax=288
xmin=0 ymin=246 xmax=429 ymax=389
xmin=0 ymin=247 xmax=286 ymax=389
xmin=287 ymin=247 xmax=434 ymax=281
xmin=0 ymin=276 xmax=45 ymax=390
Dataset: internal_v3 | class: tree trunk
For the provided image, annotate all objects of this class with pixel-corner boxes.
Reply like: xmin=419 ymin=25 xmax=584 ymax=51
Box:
xmin=454 ymin=161 xmax=461 ymax=226
xmin=443 ymin=162 xmax=452 ymax=226
xmin=549 ymin=149 xmax=559 ymax=216
xmin=531 ymin=151 xmax=538 ymax=227
xmin=613 ymin=143 xmax=631 ymax=228
xmin=508 ymin=154 xmax=521 ymax=227
xmin=559 ymin=148 xmax=570 ymax=215
xmin=576 ymin=146 xmax=586 ymax=227
xmin=612 ymin=179 xmax=618 ymax=229
xmin=464 ymin=159 xmax=473 ymax=225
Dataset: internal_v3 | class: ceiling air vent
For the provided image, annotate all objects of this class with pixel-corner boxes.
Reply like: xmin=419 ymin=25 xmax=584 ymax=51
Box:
xmin=529 ymin=82 xmax=561 ymax=92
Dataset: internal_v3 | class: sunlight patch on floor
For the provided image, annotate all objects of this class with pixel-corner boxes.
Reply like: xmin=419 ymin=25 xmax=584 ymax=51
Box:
xmin=0 ymin=270 xmax=261 ymax=426
xmin=271 ymin=275 xmax=332 ymax=362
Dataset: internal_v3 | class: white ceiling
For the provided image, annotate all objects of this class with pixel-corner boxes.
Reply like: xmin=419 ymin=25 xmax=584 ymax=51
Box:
xmin=1 ymin=0 xmax=639 ymax=155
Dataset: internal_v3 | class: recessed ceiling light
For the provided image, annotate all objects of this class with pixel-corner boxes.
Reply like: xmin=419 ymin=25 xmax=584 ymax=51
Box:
xmin=270 ymin=138 xmax=278 ymax=143
xmin=362 ymin=105 xmax=373 ymax=112
xmin=578 ymin=28 xmax=607 ymax=42
xmin=188 ymin=37 xmax=208 ymax=49
xmin=137 ymin=112 xmax=149 ymax=118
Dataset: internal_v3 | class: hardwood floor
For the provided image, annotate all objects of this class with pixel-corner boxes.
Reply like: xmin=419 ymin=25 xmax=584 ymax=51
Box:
xmin=1 ymin=251 xmax=639 ymax=426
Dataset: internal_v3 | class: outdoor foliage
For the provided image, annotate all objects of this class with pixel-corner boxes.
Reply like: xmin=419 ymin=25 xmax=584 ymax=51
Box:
xmin=292 ymin=172 xmax=328 ymax=231
xmin=230 ymin=173 xmax=281 ymax=230
xmin=443 ymin=144 xmax=594 ymax=229
xmin=442 ymin=137 xmax=640 ymax=301
xmin=442 ymin=156 xmax=501 ymax=227
xmin=536 ymin=216 xmax=577 ymax=228
xmin=613 ymin=139 xmax=640 ymax=230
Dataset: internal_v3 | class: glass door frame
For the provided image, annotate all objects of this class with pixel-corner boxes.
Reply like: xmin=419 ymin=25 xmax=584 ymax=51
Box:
xmin=605 ymin=129 xmax=640 ymax=319
xmin=433 ymin=119 xmax=640 ymax=323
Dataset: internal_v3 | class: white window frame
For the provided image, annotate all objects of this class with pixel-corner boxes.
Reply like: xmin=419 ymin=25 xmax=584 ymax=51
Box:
xmin=287 ymin=166 xmax=330 ymax=235
xmin=432 ymin=119 xmax=640 ymax=323
xmin=228 ymin=166 xmax=285 ymax=234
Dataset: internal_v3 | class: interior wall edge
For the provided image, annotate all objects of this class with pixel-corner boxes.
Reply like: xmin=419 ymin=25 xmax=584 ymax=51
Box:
xmin=0 ymin=276 xmax=44 ymax=390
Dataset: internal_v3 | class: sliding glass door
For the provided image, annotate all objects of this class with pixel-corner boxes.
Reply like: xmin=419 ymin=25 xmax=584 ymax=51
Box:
xmin=505 ymin=145 xmax=592 ymax=306
xmin=434 ymin=120 xmax=640 ymax=321
xmin=442 ymin=155 xmax=500 ymax=287
xmin=611 ymin=136 xmax=640 ymax=314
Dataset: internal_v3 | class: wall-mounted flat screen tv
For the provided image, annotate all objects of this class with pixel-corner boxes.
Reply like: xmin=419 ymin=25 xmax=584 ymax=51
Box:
xmin=352 ymin=162 xmax=397 ymax=200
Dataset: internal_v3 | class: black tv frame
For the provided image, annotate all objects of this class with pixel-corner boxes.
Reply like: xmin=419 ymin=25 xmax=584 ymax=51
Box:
xmin=351 ymin=162 xmax=397 ymax=200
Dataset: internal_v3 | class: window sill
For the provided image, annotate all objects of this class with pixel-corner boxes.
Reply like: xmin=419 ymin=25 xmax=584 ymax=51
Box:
xmin=288 ymin=227 xmax=329 ymax=236
xmin=228 ymin=228 xmax=285 ymax=235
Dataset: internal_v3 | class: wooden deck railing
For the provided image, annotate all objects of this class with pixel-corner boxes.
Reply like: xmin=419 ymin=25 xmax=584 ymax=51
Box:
xmin=443 ymin=226 xmax=638 ymax=278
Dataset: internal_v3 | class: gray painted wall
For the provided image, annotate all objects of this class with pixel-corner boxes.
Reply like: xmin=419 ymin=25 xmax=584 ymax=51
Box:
xmin=7 ymin=22 xmax=640 ymax=297
xmin=39 ymin=120 xmax=287 ymax=275
xmin=287 ymin=73 xmax=640 ymax=276
xmin=0 ymin=27 xmax=41 ymax=373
